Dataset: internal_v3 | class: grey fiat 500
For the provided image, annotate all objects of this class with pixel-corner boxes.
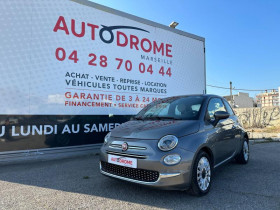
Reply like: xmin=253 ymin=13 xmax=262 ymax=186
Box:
xmin=99 ymin=95 xmax=249 ymax=196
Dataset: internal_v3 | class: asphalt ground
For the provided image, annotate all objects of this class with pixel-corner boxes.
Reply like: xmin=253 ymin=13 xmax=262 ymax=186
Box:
xmin=0 ymin=142 xmax=279 ymax=210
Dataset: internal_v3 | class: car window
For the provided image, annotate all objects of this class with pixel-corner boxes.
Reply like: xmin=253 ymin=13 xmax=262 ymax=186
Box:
xmin=144 ymin=103 xmax=170 ymax=117
xmin=191 ymin=104 xmax=201 ymax=111
xmin=136 ymin=96 xmax=204 ymax=120
xmin=223 ymin=99 xmax=235 ymax=115
xmin=174 ymin=103 xmax=201 ymax=115
xmin=206 ymin=98 xmax=226 ymax=121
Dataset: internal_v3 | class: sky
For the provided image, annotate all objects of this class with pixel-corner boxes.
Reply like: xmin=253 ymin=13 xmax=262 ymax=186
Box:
xmin=91 ymin=0 xmax=280 ymax=97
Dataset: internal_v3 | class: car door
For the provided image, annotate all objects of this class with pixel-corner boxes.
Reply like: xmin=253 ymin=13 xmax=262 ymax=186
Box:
xmin=205 ymin=98 xmax=235 ymax=165
xmin=222 ymin=99 xmax=240 ymax=155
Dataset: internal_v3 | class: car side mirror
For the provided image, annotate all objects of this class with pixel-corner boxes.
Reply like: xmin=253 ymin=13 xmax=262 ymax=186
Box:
xmin=213 ymin=111 xmax=230 ymax=126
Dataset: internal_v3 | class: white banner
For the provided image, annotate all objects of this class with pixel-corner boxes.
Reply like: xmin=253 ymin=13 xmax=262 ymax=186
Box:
xmin=0 ymin=0 xmax=205 ymax=115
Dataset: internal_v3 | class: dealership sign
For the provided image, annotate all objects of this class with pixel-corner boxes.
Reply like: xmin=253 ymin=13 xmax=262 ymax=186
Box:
xmin=0 ymin=0 xmax=205 ymax=152
xmin=0 ymin=0 xmax=205 ymax=116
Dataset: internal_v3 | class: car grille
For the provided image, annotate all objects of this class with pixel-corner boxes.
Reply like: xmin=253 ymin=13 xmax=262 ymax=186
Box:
xmin=101 ymin=161 xmax=159 ymax=183
xmin=109 ymin=143 xmax=147 ymax=150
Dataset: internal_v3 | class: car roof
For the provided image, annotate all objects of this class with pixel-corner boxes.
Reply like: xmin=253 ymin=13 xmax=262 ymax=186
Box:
xmin=159 ymin=94 xmax=223 ymax=100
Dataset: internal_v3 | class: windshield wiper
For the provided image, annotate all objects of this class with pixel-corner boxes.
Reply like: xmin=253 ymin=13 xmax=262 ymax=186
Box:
xmin=134 ymin=116 xmax=144 ymax=120
xmin=158 ymin=116 xmax=182 ymax=120
xmin=143 ymin=116 xmax=182 ymax=120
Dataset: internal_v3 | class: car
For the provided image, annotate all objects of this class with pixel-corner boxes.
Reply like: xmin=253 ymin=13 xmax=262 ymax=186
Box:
xmin=99 ymin=94 xmax=249 ymax=196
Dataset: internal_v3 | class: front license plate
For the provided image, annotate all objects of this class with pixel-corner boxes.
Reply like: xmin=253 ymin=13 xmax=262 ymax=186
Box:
xmin=108 ymin=154 xmax=137 ymax=168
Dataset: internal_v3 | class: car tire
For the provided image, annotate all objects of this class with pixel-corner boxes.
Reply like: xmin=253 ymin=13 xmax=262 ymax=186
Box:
xmin=189 ymin=151 xmax=212 ymax=196
xmin=236 ymin=139 xmax=249 ymax=164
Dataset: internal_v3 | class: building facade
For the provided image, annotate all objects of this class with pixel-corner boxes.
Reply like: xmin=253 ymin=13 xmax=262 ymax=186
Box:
xmin=224 ymin=92 xmax=254 ymax=108
xmin=256 ymin=89 xmax=279 ymax=107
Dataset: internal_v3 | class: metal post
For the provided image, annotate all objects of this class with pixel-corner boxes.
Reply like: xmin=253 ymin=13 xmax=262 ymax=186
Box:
xmin=230 ymin=81 xmax=233 ymax=106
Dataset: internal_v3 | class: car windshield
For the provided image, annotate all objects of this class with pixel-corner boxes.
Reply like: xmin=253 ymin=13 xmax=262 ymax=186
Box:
xmin=134 ymin=96 xmax=204 ymax=120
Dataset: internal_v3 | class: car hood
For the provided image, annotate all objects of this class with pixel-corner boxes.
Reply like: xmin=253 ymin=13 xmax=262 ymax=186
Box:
xmin=111 ymin=120 xmax=200 ymax=139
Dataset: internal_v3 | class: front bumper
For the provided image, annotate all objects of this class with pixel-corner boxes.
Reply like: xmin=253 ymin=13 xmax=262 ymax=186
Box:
xmin=100 ymin=162 xmax=181 ymax=185
xmin=99 ymin=140 xmax=195 ymax=190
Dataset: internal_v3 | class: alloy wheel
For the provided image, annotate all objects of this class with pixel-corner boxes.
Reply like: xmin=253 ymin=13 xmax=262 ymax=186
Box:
xmin=197 ymin=157 xmax=211 ymax=191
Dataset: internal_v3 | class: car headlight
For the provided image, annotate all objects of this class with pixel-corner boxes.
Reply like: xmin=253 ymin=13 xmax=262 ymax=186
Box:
xmin=158 ymin=135 xmax=178 ymax=151
xmin=104 ymin=132 xmax=111 ymax=145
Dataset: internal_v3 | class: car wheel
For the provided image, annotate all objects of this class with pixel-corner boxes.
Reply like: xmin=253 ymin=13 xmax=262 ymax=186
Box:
xmin=236 ymin=139 xmax=249 ymax=164
xmin=190 ymin=151 xmax=212 ymax=196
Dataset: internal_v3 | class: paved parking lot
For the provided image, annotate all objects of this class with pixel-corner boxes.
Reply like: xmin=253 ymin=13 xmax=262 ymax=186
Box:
xmin=0 ymin=142 xmax=279 ymax=210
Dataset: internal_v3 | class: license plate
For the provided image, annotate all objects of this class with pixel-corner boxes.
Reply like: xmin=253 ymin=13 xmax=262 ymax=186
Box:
xmin=108 ymin=154 xmax=137 ymax=168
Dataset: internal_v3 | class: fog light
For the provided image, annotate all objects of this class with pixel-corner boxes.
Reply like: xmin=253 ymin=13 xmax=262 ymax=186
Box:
xmin=163 ymin=154 xmax=181 ymax=165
